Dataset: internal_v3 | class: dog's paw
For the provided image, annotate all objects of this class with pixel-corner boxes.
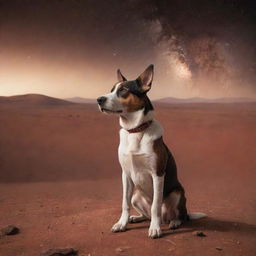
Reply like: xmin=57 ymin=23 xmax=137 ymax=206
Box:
xmin=169 ymin=219 xmax=182 ymax=230
xmin=111 ymin=222 xmax=127 ymax=233
xmin=148 ymin=224 xmax=162 ymax=239
xmin=129 ymin=215 xmax=147 ymax=223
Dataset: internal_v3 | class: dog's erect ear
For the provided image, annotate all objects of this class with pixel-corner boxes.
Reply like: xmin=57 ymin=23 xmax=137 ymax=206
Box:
xmin=136 ymin=64 xmax=154 ymax=93
xmin=117 ymin=69 xmax=127 ymax=82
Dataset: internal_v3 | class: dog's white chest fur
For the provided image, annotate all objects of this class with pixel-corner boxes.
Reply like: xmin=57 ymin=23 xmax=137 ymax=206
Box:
xmin=118 ymin=120 xmax=163 ymax=199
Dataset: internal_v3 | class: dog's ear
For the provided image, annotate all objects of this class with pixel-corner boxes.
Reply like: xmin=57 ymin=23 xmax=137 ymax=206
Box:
xmin=136 ymin=64 xmax=154 ymax=93
xmin=117 ymin=69 xmax=127 ymax=82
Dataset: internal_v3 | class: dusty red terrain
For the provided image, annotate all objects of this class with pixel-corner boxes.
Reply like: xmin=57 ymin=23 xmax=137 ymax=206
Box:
xmin=0 ymin=95 xmax=255 ymax=256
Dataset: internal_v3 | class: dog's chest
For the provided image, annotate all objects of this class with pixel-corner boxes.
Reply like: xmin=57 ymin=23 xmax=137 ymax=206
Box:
xmin=118 ymin=130 xmax=155 ymax=194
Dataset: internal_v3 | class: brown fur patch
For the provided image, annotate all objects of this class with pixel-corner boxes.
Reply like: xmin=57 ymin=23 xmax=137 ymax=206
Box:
xmin=153 ymin=137 xmax=168 ymax=176
xmin=115 ymin=81 xmax=154 ymax=114
xmin=120 ymin=93 xmax=145 ymax=112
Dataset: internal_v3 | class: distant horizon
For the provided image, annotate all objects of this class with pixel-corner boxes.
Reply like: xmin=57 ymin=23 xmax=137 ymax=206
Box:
xmin=1 ymin=92 xmax=256 ymax=102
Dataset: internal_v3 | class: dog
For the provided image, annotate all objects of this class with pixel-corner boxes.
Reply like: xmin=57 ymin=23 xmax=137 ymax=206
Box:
xmin=97 ymin=65 xmax=206 ymax=238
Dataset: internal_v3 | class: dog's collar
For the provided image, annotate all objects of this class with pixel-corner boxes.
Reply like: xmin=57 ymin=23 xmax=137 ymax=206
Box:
xmin=126 ymin=120 xmax=153 ymax=133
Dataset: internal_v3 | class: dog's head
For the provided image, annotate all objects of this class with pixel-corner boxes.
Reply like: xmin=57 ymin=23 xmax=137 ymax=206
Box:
xmin=97 ymin=65 xmax=154 ymax=115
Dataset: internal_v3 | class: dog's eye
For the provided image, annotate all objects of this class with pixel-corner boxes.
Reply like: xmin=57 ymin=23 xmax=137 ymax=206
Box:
xmin=119 ymin=87 xmax=128 ymax=92
xmin=118 ymin=87 xmax=129 ymax=97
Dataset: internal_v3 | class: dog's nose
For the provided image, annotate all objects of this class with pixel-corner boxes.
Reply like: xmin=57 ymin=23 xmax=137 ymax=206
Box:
xmin=97 ymin=96 xmax=107 ymax=105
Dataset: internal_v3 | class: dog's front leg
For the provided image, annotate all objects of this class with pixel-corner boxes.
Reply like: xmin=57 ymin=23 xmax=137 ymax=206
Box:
xmin=111 ymin=170 xmax=133 ymax=232
xmin=148 ymin=174 xmax=164 ymax=238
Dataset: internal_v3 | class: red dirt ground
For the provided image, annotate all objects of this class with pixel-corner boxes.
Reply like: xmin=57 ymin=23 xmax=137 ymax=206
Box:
xmin=0 ymin=99 xmax=255 ymax=256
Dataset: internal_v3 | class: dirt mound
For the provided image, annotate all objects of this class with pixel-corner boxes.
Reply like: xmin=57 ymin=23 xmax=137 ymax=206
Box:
xmin=0 ymin=94 xmax=73 ymax=106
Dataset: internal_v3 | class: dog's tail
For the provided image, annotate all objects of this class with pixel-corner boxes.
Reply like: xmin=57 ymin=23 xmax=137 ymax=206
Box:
xmin=188 ymin=212 xmax=207 ymax=220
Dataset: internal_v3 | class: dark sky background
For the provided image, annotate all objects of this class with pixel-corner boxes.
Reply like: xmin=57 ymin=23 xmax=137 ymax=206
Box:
xmin=0 ymin=0 xmax=255 ymax=99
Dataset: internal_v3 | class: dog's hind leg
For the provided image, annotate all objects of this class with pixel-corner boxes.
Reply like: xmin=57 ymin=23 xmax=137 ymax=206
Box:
xmin=129 ymin=190 xmax=151 ymax=223
xmin=162 ymin=190 xmax=188 ymax=229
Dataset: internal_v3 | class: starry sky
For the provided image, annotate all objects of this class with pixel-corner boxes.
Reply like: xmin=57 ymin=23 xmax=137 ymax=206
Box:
xmin=0 ymin=0 xmax=255 ymax=99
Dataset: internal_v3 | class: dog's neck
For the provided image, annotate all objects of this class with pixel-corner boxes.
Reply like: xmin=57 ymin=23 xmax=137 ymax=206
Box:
xmin=119 ymin=109 xmax=154 ymax=131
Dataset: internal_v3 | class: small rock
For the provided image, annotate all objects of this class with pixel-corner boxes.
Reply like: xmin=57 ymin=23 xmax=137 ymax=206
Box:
xmin=0 ymin=225 xmax=20 ymax=236
xmin=115 ymin=247 xmax=131 ymax=253
xmin=192 ymin=231 xmax=206 ymax=237
xmin=41 ymin=248 xmax=78 ymax=256
xmin=215 ymin=247 xmax=223 ymax=251
xmin=116 ymin=248 xmax=124 ymax=253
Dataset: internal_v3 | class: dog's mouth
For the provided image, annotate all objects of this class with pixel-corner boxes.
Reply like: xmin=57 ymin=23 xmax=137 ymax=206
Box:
xmin=101 ymin=108 xmax=123 ymax=114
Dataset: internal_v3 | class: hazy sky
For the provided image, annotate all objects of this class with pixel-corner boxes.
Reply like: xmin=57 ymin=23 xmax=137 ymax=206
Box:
xmin=0 ymin=0 xmax=255 ymax=99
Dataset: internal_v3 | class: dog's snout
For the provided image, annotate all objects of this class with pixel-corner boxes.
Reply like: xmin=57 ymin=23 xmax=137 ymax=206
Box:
xmin=97 ymin=96 xmax=107 ymax=105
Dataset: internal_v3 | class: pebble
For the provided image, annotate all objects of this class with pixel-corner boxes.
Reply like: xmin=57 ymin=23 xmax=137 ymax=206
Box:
xmin=41 ymin=248 xmax=78 ymax=256
xmin=0 ymin=225 xmax=20 ymax=236
xmin=192 ymin=231 xmax=207 ymax=237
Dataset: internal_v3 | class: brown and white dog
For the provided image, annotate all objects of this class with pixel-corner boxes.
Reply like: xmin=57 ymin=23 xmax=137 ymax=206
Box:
xmin=97 ymin=65 xmax=206 ymax=238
